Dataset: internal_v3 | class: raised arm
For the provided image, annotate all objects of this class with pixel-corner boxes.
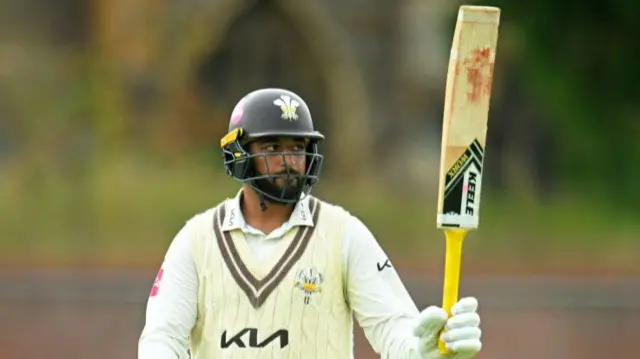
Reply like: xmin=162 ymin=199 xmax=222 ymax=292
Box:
xmin=342 ymin=215 xmax=421 ymax=359
xmin=342 ymin=215 xmax=483 ymax=359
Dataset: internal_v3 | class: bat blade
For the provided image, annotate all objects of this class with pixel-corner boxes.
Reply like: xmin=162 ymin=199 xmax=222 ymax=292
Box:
xmin=436 ymin=5 xmax=500 ymax=230
xmin=435 ymin=5 xmax=500 ymax=354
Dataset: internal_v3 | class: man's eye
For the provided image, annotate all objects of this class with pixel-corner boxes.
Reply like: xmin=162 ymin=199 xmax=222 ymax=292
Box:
xmin=292 ymin=145 xmax=305 ymax=152
xmin=263 ymin=145 xmax=277 ymax=152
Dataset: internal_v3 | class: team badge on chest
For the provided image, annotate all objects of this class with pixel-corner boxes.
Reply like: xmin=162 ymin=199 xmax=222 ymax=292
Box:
xmin=294 ymin=267 xmax=324 ymax=304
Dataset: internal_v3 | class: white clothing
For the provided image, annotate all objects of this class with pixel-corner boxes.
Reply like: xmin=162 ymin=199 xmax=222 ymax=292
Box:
xmin=139 ymin=191 xmax=421 ymax=359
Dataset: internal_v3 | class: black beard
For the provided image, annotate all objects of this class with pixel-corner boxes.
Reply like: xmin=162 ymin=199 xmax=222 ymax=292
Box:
xmin=253 ymin=170 xmax=304 ymax=202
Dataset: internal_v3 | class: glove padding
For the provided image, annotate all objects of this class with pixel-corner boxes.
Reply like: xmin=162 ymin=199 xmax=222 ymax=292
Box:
xmin=412 ymin=297 xmax=482 ymax=359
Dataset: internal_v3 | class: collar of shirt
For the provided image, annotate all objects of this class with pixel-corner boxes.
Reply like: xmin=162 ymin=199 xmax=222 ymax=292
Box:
xmin=221 ymin=189 xmax=315 ymax=239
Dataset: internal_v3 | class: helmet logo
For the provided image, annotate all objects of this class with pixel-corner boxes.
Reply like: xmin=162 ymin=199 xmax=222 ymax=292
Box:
xmin=273 ymin=95 xmax=300 ymax=121
xmin=230 ymin=100 xmax=244 ymax=125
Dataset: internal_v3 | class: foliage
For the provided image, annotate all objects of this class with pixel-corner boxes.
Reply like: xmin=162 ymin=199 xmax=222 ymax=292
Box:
xmin=465 ymin=0 xmax=640 ymax=206
xmin=1 ymin=154 xmax=638 ymax=270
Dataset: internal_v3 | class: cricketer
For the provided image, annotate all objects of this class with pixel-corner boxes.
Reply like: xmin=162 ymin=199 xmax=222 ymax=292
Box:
xmin=137 ymin=88 xmax=483 ymax=359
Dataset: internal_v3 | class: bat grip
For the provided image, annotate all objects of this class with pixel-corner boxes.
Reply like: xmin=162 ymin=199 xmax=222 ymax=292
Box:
xmin=438 ymin=228 xmax=468 ymax=354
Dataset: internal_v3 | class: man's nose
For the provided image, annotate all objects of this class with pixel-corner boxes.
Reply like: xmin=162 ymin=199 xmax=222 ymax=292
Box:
xmin=282 ymin=152 xmax=301 ymax=166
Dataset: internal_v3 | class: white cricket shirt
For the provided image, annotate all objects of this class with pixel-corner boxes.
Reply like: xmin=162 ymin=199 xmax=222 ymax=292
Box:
xmin=138 ymin=190 xmax=422 ymax=359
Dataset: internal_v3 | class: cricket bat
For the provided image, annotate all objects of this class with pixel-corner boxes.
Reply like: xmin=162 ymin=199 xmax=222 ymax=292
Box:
xmin=435 ymin=5 xmax=500 ymax=354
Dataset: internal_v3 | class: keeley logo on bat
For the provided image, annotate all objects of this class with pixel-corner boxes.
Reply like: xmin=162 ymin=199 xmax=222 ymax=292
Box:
xmin=221 ymin=328 xmax=289 ymax=349
xmin=463 ymin=169 xmax=478 ymax=215
xmin=440 ymin=139 xmax=484 ymax=226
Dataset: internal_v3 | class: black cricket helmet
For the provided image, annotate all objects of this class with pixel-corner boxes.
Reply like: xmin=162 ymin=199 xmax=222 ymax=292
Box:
xmin=220 ymin=88 xmax=325 ymax=204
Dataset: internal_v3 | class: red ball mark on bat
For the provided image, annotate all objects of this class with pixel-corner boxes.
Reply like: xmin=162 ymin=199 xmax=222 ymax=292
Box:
xmin=149 ymin=267 xmax=164 ymax=297
xmin=464 ymin=47 xmax=494 ymax=104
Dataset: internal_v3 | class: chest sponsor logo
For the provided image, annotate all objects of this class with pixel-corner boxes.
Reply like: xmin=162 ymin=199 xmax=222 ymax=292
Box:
xmin=221 ymin=328 xmax=289 ymax=349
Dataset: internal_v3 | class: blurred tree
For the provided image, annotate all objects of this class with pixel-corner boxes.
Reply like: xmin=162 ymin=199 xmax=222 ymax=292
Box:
xmin=89 ymin=0 xmax=374 ymax=180
xmin=466 ymin=0 xmax=640 ymax=207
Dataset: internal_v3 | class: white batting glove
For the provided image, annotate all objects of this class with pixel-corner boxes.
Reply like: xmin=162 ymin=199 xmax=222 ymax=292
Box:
xmin=412 ymin=297 xmax=482 ymax=359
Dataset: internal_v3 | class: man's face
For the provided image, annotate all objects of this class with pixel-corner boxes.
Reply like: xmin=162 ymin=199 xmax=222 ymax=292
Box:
xmin=248 ymin=137 xmax=308 ymax=191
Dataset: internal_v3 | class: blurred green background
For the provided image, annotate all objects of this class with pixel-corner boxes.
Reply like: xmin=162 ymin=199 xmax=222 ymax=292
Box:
xmin=0 ymin=0 xmax=639 ymax=358
xmin=1 ymin=0 xmax=638 ymax=270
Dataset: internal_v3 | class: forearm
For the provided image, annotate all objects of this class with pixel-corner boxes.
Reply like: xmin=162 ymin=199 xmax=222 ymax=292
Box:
xmin=138 ymin=225 xmax=198 ymax=359
xmin=139 ymin=331 xmax=189 ymax=359
xmin=344 ymin=215 xmax=423 ymax=359
xmin=369 ymin=316 xmax=422 ymax=359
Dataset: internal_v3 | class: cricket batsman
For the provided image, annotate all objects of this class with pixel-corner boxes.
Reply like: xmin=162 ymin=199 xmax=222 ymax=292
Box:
xmin=138 ymin=88 xmax=483 ymax=359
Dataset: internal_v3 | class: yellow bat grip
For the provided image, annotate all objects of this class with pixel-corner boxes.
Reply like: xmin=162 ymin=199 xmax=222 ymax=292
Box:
xmin=438 ymin=228 xmax=468 ymax=354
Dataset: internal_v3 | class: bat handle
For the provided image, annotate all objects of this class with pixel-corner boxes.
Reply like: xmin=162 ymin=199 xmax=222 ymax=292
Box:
xmin=438 ymin=228 xmax=468 ymax=354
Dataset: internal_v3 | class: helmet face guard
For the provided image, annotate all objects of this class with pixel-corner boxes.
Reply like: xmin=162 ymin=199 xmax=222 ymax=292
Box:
xmin=221 ymin=128 xmax=324 ymax=204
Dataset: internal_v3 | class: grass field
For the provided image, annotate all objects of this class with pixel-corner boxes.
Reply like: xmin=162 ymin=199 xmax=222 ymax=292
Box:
xmin=1 ymin=154 xmax=638 ymax=273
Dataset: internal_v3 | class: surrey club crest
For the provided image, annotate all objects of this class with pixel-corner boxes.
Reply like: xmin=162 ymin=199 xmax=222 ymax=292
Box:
xmin=273 ymin=95 xmax=300 ymax=121
xmin=294 ymin=267 xmax=323 ymax=304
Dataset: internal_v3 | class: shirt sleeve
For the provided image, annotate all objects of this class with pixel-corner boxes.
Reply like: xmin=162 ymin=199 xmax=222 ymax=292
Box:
xmin=342 ymin=215 xmax=422 ymax=359
xmin=138 ymin=224 xmax=198 ymax=359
